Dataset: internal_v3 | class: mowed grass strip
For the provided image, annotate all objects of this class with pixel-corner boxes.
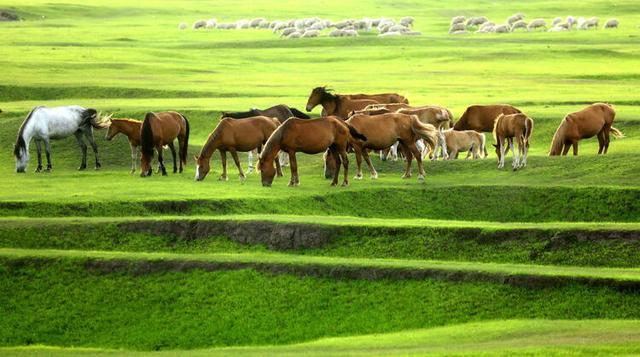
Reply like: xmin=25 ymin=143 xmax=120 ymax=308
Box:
xmin=2 ymin=320 xmax=640 ymax=356
xmin=3 ymin=248 xmax=640 ymax=284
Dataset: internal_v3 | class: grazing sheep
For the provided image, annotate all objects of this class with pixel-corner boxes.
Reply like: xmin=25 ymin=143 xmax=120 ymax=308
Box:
xmin=280 ymin=27 xmax=297 ymax=37
xmin=580 ymin=17 xmax=598 ymax=30
xmin=548 ymin=26 xmax=568 ymax=32
xmin=510 ymin=20 xmax=527 ymax=32
xmin=449 ymin=23 xmax=466 ymax=33
xmin=342 ymin=29 xmax=359 ymax=37
xmin=577 ymin=17 xmax=586 ymax=28
xmin=259 ymin=21 xmax=271 ymax=29
xmin=287 ymin=31 xmax=303 ymax=39
xmin=604 ymin=18 xmax=619 ymax=29
xmin=329 ymin=29 xmax=343 ymax=37
xmin=566 ymin=16 xmax=576 ymax=28
xmin=479 ymin=22 xmax=495 ymax=30
xmin=334 ymin=20 xmax=353 ymax=29
xmin=205 ymin=19 xmax=217 ymax=29
xmin=236 ymin=19 xmax=250 ymax=29
xmin=272 ymin=22 xmax=287 ymax=32
xmin=302 ymin=30 xmax=320 ymax=38
xmin=466 ymin=16 xmax=489 ymax=27
xmin=193 ymin=20 xmax=207 ymax=30
xmin=494 ymin=24 xmax=510 ymax=33
xmin=527 ymin=19 xmax=547 ymax=31
xmin=388 ymin=24 xmax=409 ymax=33
xmin=451 ymin=16 xmax=466 ymax=26
xmin=250 ymin=18 xmax=266 ymax=28
xmin=400 ymin=16 xmax=414 ymax=27
xmin=308 ymin=22 xmax=326 ymax=31
xmin=552 ymin=17 xmax=562 ymax=26
xmin=507 ymin=13 xmax=524 ymax=25
xmin=354 ymin=19 xmax=372 ymax=31
xmin=178 ymin=23 xmax=187 ymax=30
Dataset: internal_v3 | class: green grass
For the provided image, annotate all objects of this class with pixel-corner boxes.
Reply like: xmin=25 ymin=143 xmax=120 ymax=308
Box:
xmin=3 ymin=320 xmax=640 ymax=356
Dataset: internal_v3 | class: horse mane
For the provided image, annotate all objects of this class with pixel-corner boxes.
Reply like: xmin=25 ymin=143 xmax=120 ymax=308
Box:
xmin=222 ymin=109 xmax=259 ymax=119
xmin=199 ymin=119 xmax=225 ymax=159
xmin=111 ymin=118 xmax=141 ymax=124
xmin=140 ymin=112 xmax=156 ymax=158
xmin=549 ymin=117 xmax=568 ymax=155
xmin=259 ymin=122 xmax=285 ymax=162
xmin=14 ymin=106 xmax=40 ymax=158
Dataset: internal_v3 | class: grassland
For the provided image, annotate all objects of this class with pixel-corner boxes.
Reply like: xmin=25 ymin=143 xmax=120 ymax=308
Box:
xmin=1 ymin=0 xmax=640 ymax=355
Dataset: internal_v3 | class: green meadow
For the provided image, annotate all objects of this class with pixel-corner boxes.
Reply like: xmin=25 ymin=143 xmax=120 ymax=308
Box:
xmin=1 ymin=0 xmax=640 ymax=355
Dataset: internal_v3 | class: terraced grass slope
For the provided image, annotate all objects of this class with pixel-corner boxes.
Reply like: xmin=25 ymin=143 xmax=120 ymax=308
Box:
xmin=1 ymin=0 xmax=639 ymax=354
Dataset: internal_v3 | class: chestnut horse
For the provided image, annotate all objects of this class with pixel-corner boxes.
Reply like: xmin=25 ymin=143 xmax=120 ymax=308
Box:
xmin=258 ymin=116 xmax=367 ymax=187
xmin=453 ymin=104 xmax=523 ymax=132
xmin=431 ymin=129 xmax=485 ymax=160
xmin=195 ymin=116 xmax=281 ymax=182
xmin=492 ymin=113 xmax=534 ymax=170
xmin=140 ymin=111 xmax=189 ymax=177
xmin=105 ymin=118 xmax=142 ymax=174
xmin=549 ymin=103 xmax=623 ymax=156
xmin=305 ymin=87 xmax=378 ymax=119
xmin=346 ymin=113 xmax=439 ymax=180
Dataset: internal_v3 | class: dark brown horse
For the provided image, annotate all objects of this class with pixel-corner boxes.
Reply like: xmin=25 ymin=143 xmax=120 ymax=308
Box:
xmin=549 ymin=103 xmax=623 ymax=156
xmin=222 ymin=104 xmax=310 ymax=123
xmin=195 ymin=116 xmax=282 ymax=182
xmin=258 ymin=116 xmax=367 ymax=187
xmin=140 ymin=111 xmax=190 ymax=177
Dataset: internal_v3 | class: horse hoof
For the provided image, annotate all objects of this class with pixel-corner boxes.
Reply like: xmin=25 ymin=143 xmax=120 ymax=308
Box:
xmin=341 ymin=182 xmax=349 ymax=187
xmin=239 ymin=175 xmax=246 ymax=182
xmin=330 ymin=182 xmax=338 ymax=187
xmin=354 ymin=174 xmax=363 ymax=180
xmin=162 ymin=171 xmax=168 ymax=176
xmin=289 ymin=182 xmax=296 ymax=187
xmin=418 ymin=175 xmax=425 ymax=181
xmin=95 ymin=163 xmax=101 ymax=170
xmin=78 ymin=166 xmax=86 ymax=171
xmin=219 ymin=176 xmax=228 ymax=181
xmin=371 ymin=174 xmax=378 ymax=180
xmin=34 ymin=166 xmax=43 ymax=173
xmin=130 ymin=170 xmax=135 ymax=175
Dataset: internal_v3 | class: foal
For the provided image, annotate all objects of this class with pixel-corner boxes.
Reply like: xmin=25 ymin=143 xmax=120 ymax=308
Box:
xmin=492 ymin=113 xmax=534 ymax=170
xmin=105 ymin=118 xmax=142 ymax=173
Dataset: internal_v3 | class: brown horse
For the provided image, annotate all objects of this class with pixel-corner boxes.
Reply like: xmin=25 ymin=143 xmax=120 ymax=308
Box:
xmin=492 ymin=113 xmax=534 ymax=170
xmin=195 ymin=116 xmax=281 ymax=182
xmin=258 ymin=116 xmax=367 ymax=187
xmin=345 ymin=113 xmax=439 ymax=180
xmin=549 ymin=103 xmax=623 ymax=156
xmin=397 ymin=106 xmax=453 ymax=129
xmin=105 ymin=118 xmax=142 ymax=173
xmin=432 ymin=129 xmax=486 ymax=160
xmin=305 ymin=87 xmax=378 ymax=119
xmin=140 ymin=111 xmax=189 ymax=177
xmin=453 ymin=104 xmax=522 ymax=132
xmin=346 ymin=92 xmax=409 ymax=104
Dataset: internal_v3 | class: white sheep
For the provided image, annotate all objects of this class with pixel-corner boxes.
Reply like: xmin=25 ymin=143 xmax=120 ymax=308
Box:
xmin=205 ymin=19 xmax=217 ymax=29
xmin=552 ymin=17 xmax=562 ymax=27
xmin=354 ymin=19 xmax=372 ymax=31
xmin=280 ymin=27 xmax=297 ymax=37
xmin=236 ymin=19 xmax=250 ymax=29
xmin=287 ymin=31 xmax=303 ymax=39
xmin=400 ymin=16 xmax=414 ymax=27
xmin=451 ymin=16 xmax=465 ymax=26
xmin=178 ymin=23 xmax=187 ymax=30
xmin=466 ymin=16 xmax=488 ymax=27
xmin=388 ymin=24 xmax=409 ymax=33
xmin=527 ymin=19 xmax=547 ymax=31
xmin=302 ymin=30 xmax=320 ymax=38
xmin=566 ymin=16 xmax=576 ymax=28
xmin=342 ymin=29 xmax=358 ymax=37
xmin=510 ymin=20 xmax=527 ymax=32
xmin=334 ymin=20 xmax=352 ymax=29
xmin=577 ymin=17 xmax=586 ymax=28
xmin=580 ymin=17 xmax=598 ymax=30
xmin=272 ymin=22 xmax=287 ymax=32
xmin=250 ymin=18 xmax=265 ymax=28
xmin=604 ymin=18 xmax=619 ymax=29
xmin=192 ymin=20 xmax=207 ymax=30
xmin=449 ymin=23 xmax=466 ymax=33
xmin=329 ymin=29 xmax=343 ymax=37
xmin=507 ymin=13 xmax=524 ymax=26
xmin=494 ymin=24 xmax=510 ymax=33
xmin=259 ymin=21 xmax=271 ymax=29
xmin=476 ymin=27 xmax=493 ymax=33
xmin=479 ymin=22 xmax=495 ymax=30
xmin=548 ymin=26 xmax=568 ymax=32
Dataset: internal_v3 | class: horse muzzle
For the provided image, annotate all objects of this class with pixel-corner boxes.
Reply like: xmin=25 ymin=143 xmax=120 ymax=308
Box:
xmin=16 ymin=168 xmax=25 ymax=173
xmin=305 ymin=105 xmax=312 ymax=112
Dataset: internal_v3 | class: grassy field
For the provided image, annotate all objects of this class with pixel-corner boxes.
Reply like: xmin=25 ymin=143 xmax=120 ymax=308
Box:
xmin=1 ymin=0 xmax=640 ymax=355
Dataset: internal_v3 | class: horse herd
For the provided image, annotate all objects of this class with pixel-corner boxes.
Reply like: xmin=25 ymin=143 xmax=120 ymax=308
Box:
xmin=13 ymin=88 xmax=623 ymax=187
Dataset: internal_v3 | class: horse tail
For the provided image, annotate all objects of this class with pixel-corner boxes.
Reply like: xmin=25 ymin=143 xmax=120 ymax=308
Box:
xmin=180 ymin=113 xmax=190 ymax=165
xmin=549 ymin=118 xmax=567 ymax=156
xmin=346 ymin=123 xmax=367 ymax=141
xmin=141 ymin=112 xmax=155 ymax=159
xmin=289 ymin=107 xmax=311 ymax=119
xmin=524 ymin=117 xmax=534 ymax=143
xmin=610 ymin=127 xmax=624 ymax=138
xmin=410 ymin=115 xmax=438 ymax=150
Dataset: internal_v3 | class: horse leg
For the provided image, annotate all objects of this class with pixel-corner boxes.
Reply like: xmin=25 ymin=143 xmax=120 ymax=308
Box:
xmin=362 ymin=148 xmax=377 ymax=179
xmin=219 ymin=150 xmax=228 ymax=181
xmin=407 ymin=143 xmax=425 ymax=180
xmin=83 ymin=129 xmax=101 ymax=170
xmin=510 ymin=139 xmax=519 ymax=170
xmin=399 ymin=143 xmax=413 ymax=178
xmin=603 ymin=126 xmax=611 ymax=154
xmin=353 ymin=145 xmax=364 ymax=180
xmin=288 ymin=151 xmax=299 ymax=187
xmin=230 ymin=149 xmax=245 ymax=181
xmin=572 ymin=141 xmax=579 ymax=156
xmin=498 ymin=140 xmax=507 ymax=169
xmin=448 ymin=149 xmax=458 ymax=160
xmin=597 ymin=131 xmax=605 ymax=155
xmin=168 ymin=142 xmax=178 ymax=173
xmin=275 ymin=155 xmax=283 ymax=177
xmin=157 ymin=147 xmax=168 ymax=176
xmin=34 ymin=139 xmax=43 ymax=172
xmin=562 ymin=141 xmax=571 ymax=156
xmin=74 ymin=131 xmax=88 ymax=170
xmin=247 ymin=149 xmax=255 ymax=173
xmin=130 ymin=144 xmax=137 ymax=174
xmin=339 ymin=148 xmax=350 ymax=187
xmin=43 ymin=139 xmax=52 ymax=171
xmin=329 ymin=148 xmax=340 ymax=186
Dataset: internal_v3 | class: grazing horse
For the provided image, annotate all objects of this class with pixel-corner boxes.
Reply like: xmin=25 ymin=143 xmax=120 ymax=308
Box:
xmin=222 ymin=104 xmax=310 ymax=170
xmin=105 ymin=118 xmax=142 ymax=174
xmin=140 ymin=111 xmax=190 ymax=177
xmin=195 ymin=116 xmax=282 ymax=182
xmin=431 ymin=129 xmax=485 ymax=160
xmin=549 ymin=103 xmax=623 ymax=156
xmin=453 ymin=104 xmax=523 ymax=132
xmin=258 ymin=116 xmax=367 ymax=187
xmin=492 ymin=113 xmax=534 ymax=170
xmin=305 ymin=87 xmax=378 ymax=120
xmin=345 ymin=113 xmax=439 ymax=180
xmin=14 ymin=105 xmax=109 ymax=173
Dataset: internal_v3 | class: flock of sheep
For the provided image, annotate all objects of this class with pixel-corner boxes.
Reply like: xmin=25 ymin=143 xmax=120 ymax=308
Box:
xmin=179 ymin=17 xmax=422 ymax=38
xmin=449 ymin=13 xmax=620 ymax=34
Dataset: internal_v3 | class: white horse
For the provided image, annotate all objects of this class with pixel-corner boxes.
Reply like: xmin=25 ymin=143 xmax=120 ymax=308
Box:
xmin=14 ymin=105 xmax=109 ymax=173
